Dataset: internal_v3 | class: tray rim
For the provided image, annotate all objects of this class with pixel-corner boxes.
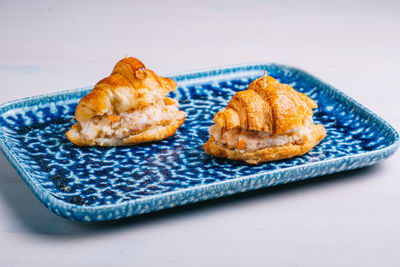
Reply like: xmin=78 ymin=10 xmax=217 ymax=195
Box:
xmin=0 ymin=62 xmax=398 ymax=221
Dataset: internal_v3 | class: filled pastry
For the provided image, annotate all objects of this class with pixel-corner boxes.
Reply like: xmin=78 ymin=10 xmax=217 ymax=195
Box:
xmin=66 ymin=57 xmax=187 ymax=146
xmin=203 ymin=73 xmax=326 ymax=164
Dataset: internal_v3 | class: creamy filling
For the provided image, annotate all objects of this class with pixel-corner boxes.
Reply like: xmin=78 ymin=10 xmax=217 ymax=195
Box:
xmin=78 ymin=99 xmax=185 ymax=142
xmin=210 ymin=116 xmax=314 ymax=151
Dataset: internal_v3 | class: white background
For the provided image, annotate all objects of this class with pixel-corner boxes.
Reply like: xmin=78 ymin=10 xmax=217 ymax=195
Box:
xmin=0 ymin=0 xmax=399 ymax=266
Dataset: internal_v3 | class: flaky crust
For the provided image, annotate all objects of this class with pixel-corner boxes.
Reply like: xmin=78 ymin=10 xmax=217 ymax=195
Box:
xmin=214 ymin=76 xmax=317 ymax=134
xmin=66 ymin=117 xmax=185 ymax=146
xmin=74 ymin=57 xmax=177 ymax=122
xmin=66 ymin=57 xmax=185 ymax=146
xmin=204 ymin=74 xmax=326 ymax=164
xmin=203 ymin=124 xmax=326 ymax=164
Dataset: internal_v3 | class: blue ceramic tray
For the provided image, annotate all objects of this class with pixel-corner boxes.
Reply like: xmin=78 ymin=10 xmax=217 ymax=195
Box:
xmin=0 ymin=64 xmax=398 ymax=221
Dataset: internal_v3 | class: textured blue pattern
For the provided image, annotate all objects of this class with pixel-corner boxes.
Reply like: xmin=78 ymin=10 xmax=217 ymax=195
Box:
xmin=0 ymin=63 xmax=398 ymax=221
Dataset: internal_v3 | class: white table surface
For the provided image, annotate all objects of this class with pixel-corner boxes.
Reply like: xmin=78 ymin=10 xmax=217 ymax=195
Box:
xmin=1 ymin=1 xmax=399 ymax=266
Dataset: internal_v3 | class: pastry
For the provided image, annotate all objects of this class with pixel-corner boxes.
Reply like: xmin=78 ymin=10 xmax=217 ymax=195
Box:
xmin=66 ymin=57 xmax=187 ymax=146
xmin=203 ymin=73 xmax=326 ymax=164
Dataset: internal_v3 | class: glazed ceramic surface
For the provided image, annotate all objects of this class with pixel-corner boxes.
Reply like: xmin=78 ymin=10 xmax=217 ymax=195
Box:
xmin=0 ymin=64 xmax=398 ymax=221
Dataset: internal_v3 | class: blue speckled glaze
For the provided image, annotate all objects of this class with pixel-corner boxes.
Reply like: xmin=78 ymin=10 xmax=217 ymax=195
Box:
xmin=0 ymin=63 xmax=398 ymax=221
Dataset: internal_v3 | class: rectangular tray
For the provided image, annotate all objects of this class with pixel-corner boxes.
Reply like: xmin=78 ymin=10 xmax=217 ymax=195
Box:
xmin=0 ymin=63 xmax=398 ymax=221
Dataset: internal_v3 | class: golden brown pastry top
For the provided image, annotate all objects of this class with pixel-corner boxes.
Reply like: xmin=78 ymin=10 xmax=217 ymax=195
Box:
xmin=213 ymin=75 xmax=317 ymax=134
xmin=75 ymin=57 xmax=177 ymax=122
